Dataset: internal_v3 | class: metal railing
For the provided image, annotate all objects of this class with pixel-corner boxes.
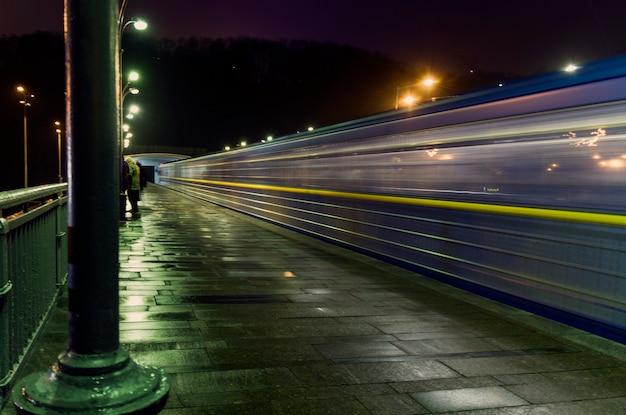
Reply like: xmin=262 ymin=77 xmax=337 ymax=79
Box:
xmin=0 ymin=183 xmax=68 ymax=403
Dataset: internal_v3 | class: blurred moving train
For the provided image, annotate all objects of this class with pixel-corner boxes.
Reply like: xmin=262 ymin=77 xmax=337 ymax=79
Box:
xmin=161 ymin=55 xmax=626 ymax=343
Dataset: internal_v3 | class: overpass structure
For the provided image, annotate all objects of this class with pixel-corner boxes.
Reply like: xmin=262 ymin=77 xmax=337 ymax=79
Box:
xmin=125 ymin=153 xmax=191 ymax=184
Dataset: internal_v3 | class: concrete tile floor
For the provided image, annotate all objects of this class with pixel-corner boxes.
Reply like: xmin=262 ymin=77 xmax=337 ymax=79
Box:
xmin=3 ymin=184 xmax=626 ymax=414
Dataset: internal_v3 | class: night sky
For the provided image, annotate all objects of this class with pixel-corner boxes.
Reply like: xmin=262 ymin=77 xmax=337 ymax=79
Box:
xmin=2 ymin=0 xmax=625 ymax=76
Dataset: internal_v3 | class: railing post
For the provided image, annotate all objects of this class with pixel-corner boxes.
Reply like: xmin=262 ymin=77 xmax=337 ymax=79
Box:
xmin=12 ymin=0 xmax=169 ymax=413
xmin=0 ymin=218 xmax=12 ymax=393
xmin=54 ymin=199 xmax=66 ymax=287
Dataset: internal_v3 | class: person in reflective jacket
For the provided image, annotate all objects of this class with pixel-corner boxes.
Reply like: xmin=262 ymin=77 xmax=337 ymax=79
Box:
xmin=125 ymin=156 xmax=141 ymax=218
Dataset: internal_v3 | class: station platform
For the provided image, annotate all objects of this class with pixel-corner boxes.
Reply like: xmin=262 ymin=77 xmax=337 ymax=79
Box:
xmin=4 ymin=184 xmax=626 ymax=414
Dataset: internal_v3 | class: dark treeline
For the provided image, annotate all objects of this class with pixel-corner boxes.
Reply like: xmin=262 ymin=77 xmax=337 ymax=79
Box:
xmin=0 ymin=32 xmax=512 ymax=191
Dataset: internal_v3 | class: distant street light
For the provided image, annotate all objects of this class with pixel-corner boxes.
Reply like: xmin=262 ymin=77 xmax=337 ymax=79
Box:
xmin=123 ymin=127 xmax=132 ymax=148
xmin=395 ymin=77 xmax=438 ymax=110
xmin=422 ymin=77 xmax=436 ymax=87
xmin=127 ymin=71 xmax=139 ymax=82
xmin=17 ymin=85 xmax=34 ymax=188
xmin=122 ymin=73 xmax=140 ymax=102
xmin=121 ymin=84 xmax=139 ymax=144
xmin=130 ymin=19 xmax=148 ymax=31
xmin=124 ymin=132 xmax=132 ymax=148
xmin=401 ymin=95 xmax=417 ymax=106
xmin=54 ymin=121 xmax=63 ymax=182
xmin=122 ymin=86 xmax=139 ymax=112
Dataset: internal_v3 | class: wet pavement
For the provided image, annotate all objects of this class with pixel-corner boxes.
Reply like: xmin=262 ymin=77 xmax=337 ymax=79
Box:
xmin=3 ymin=184 xmax=626 ymax=414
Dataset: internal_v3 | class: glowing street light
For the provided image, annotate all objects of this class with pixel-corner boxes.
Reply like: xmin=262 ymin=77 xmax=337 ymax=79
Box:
xmin=421 ymin=77 xmax=436 ymax=87
xmin=122 ymin=72 xmax=140 ymax=101
xmin=127 ymin=71 xmax=139 ymax=82
xmin=124 ymin=132 xmax=133 ymax=149
xmin=131 ymin=19 xmax=148 ymax=31
xmin=395 ymin=76 xmax=438 ymax=110
xmin=122 ymin=76 xmax=140 ymax=116
xmin=125 ymin=103 xmax=139 ymax=121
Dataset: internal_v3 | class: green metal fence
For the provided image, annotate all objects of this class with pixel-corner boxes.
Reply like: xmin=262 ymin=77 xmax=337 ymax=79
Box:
xmin=0 ymin=184 xmax=68 ymax=404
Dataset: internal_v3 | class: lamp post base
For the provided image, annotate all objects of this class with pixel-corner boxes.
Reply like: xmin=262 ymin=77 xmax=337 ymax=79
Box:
xmin=12 ymin=349 xmax=169 ymax=414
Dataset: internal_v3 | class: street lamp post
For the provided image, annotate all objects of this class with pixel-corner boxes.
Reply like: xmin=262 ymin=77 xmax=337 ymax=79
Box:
xmin=54 ymin=121 xmax=63 ymax=182
xmin=17 ymin=86 xmax=34 ymax=188
xmin=118 ymin=0 xmax=146 ymax=220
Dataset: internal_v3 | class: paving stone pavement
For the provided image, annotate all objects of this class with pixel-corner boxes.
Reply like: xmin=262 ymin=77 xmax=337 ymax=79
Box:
xmin=3 ymin=184 xmax=626 ymax=414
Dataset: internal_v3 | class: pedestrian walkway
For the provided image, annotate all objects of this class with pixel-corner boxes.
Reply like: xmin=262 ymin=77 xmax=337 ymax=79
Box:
xmin=3 ymin=184 xmax=626 ymax=414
